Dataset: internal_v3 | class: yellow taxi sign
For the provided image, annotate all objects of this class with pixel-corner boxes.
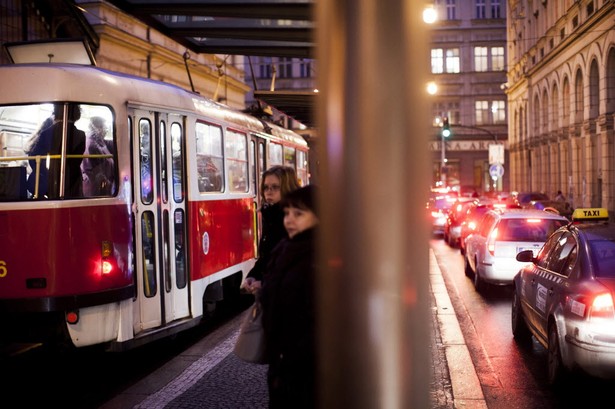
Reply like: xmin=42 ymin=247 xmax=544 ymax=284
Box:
xmin=571 ymin=208 xmax=609 ymax=222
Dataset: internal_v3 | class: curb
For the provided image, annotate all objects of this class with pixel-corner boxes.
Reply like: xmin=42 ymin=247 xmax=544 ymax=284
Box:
xmin=429 ymin=249 xmax=488 ymax=409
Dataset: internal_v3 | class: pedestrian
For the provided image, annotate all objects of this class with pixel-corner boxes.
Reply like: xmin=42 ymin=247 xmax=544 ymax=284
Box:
xmin=555 ymin=190 xmax=565 ymax=201
xmin=81 ymin=116 xmax=115 ymax=196
xmin=242 ymin=165 xmax=301 ymax=294
xmin=260 ymin=185 xmax=319 ymax=409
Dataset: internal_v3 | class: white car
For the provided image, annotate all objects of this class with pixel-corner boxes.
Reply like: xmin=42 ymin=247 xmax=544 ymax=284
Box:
xmin=463 ymin=208 xmax=568 ymax=293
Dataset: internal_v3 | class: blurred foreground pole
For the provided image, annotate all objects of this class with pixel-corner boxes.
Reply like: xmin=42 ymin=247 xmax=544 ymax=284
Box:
xmin=316 ymin=0 xmax=431 ymax=407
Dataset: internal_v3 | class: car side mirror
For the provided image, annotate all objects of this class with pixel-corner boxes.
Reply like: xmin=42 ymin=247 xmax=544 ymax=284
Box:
xmin=516 ymin=249 xmax=535 ymax=263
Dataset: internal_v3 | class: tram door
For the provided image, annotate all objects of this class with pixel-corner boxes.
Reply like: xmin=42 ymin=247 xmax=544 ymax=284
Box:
xmin=251 ymin=136 xmax=267 ymax=238
xmin=132 ymin=109 xmax=189 ymax=332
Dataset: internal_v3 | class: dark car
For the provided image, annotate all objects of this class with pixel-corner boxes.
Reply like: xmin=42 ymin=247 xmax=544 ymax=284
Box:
xmin=511 ymin=191 xmax=574 ymax=219
xmin=443 ymin=197 xmax=476 ymax=247
xmin=459 ymin=200 xmax=495 ymax=255
xmin=512 ymin=208 xmax=615 ymax=385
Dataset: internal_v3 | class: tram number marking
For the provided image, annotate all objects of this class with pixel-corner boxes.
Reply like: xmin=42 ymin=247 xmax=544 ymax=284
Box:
xmin=0 ymin=260 xmax=6 ymax=278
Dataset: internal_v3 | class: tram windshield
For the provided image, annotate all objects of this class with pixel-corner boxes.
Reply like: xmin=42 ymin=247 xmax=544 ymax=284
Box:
xmin=0 ymin=103 xmax=117 ymax=201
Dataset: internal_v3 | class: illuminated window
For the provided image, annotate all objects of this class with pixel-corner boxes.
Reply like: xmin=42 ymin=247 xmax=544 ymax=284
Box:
xmin=226 ymin=130 xmax=248 ymax=192
xmin=491 ymin=47 xmax=505 ymax=71
xmin=474 ymin=47 xmax=488 ymax=72
xmin=195 ymin=122 xmax=224 ymax=193
xmin=446 ymin=48 xmax=460 ymax=73
xmin=431 ymin=49 xmax=444 ymax=74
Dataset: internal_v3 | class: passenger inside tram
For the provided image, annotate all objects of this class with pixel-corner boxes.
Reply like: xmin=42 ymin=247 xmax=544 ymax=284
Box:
xmin=26 ymin=103 xmax=86 ymax=199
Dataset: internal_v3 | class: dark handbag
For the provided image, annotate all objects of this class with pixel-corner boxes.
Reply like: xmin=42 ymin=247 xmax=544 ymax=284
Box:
xmin=233 ymin=293 xmax=267 ymax=364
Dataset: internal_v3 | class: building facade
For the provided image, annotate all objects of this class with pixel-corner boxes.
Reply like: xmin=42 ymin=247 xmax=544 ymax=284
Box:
xmin=507 ymin=0 xmax=615 ymax=210
xmin=243 ymin=56 xmax=319 ymax=182
xmin=429 ymin=0 xmax=509 ymax=195
xmin=0 ymin=0 xmax=248 ymax=109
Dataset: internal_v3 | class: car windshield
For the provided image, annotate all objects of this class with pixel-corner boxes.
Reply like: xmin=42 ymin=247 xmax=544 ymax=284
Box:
xmin=497 ymin=218 xmax=567 ymax=242
xmin=517 ymin=192 xmax=550 ymax=204
xmin=429 ymin=197 xmax=453 ymax=211
xmin=589 ymin=239 xmax=615 ymax=278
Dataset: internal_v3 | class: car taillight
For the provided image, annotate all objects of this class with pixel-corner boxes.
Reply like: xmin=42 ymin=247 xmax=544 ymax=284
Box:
xmin=487 ymin=227 xmax=498 ymax=255
xmin=589 ymin=293 xmax=615 ymax=320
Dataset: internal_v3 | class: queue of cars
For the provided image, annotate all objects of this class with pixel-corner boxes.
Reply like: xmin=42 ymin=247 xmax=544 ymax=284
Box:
xmin=432 ymin=187 xmax=615 ymax=384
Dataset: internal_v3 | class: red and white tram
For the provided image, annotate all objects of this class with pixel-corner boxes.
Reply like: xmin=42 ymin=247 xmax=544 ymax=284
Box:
xmin=0 ymin=62 xmax=309 ymax=350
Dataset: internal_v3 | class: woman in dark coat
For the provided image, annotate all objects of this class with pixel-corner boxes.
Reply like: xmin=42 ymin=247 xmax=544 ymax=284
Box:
xmin=243 ymin=165 xmax=300 ymax=293
xmin=261 ymin=185 xmax=319 ymax=409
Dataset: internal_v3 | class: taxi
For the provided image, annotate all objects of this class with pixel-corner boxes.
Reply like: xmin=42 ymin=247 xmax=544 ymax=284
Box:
xmin=512 ymin=208 xmax=615 ymax=384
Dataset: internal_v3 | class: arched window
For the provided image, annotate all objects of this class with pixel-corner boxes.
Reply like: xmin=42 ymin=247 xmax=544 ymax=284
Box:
xmin=551 ymin=83 xmax=559 ymax=130
xmin=562 ymin=77 xmax=570 ymax=127
xmin=589 ymin=59 xmax=599 ymax=120
xmin=542 ymin=89 xmax=549 ymax=134
xmin=574 ymin=69 xmax=584 ymax=124
xmin=607 ymin=48 xmax=615 ymax=114
xmin=533 ymin=94 xmax=541 ymax=135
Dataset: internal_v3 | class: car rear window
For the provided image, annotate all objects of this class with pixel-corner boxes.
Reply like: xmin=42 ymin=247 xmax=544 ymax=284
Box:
xmin=497 ymin=218 xmax=567 ymax=242
xmin=589 ymin=239 xmax=615 ymax=278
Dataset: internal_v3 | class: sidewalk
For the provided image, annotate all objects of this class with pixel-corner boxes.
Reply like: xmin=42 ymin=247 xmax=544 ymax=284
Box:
xmin=101 ymin=250 xmax=486 ymax=408
xmin=430 ymin=249 xmax=487 ymax=409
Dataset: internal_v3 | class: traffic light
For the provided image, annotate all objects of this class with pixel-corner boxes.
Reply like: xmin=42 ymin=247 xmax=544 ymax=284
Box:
xmin=441 ymin=117 xmax=451 ymax=138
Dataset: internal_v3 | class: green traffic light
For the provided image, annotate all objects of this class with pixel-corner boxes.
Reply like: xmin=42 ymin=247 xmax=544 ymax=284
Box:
xmin=441 ymin=117 xmax=451 ymax=137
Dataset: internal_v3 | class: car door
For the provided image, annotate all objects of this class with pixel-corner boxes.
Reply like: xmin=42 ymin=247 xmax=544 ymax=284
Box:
xmin=531 ymin=231 xmax=577 ymax=344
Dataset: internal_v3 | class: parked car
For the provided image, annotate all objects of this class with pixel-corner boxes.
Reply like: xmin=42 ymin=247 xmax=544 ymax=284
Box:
xmin=463 ymin=208 xmax=568 ymax=293
xmin=512 ymin=208 xmax=615 ymax=384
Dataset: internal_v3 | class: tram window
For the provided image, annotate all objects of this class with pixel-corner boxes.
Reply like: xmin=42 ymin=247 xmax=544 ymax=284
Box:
xmin=174 ymin=209 xmax=187 ymax=289
xmin=195 ymin=121 xmax=224 ymax=193
xmin=225 ymin=130 xmax=248 ymax=192
xmin=163 ymin=210 xmax=171 ymax=293
xmin=160 ymin=121 xmax=168 ymax=204
xmin=297 ymin=150 xmax=308 ymax=186
xmin=284 ymin=146 xmax=296 ymax=168
xmin=80 ymin=105 xmax=116 ymax=197
xmin=0 ymin=103 xmax=116 ymax=201
xmin=171 ymin=123 xmax=184 ymax=202
xmin=140 ymin=119 xmax=153 ymax=204
xmin=142 ymin=211 xmax=157 ymax=297
xmin=269 ymin=142 xmax=283 ymax=165
xmin=249 ymin=140 xmax=257 ymax=196
xmin=258 ymin=140 xmax=265 ymax=177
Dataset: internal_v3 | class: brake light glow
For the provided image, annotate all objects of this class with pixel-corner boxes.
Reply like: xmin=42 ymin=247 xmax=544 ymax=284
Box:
xmin=526 ymin=218 xmax=541 ymax=223
xmin=488 ymin=227 xmax=498 ymax=255
xmin=468 ymin=221 xmax=477 ymax=230
xmin=589 ymin=293 xmax=615 ymax=320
